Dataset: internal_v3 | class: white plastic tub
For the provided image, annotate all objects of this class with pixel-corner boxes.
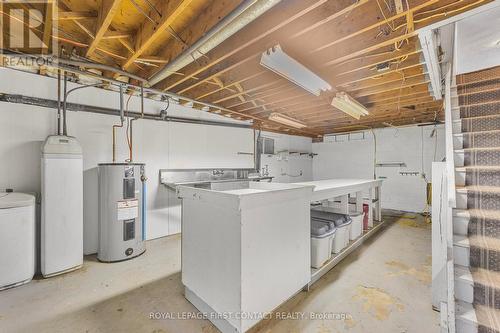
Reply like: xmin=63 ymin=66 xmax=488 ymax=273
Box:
xmin=332 ymin=220 xmax=351 ymax=254
xmin=349 ymin=213 xmax=363 ymax=240
xmin=311 ymin=220 xmax=336 ymax=268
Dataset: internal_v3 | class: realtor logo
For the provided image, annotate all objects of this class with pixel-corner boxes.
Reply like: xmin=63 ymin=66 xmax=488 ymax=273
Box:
xmin=1 ymin=0 xmax=57 ymax=57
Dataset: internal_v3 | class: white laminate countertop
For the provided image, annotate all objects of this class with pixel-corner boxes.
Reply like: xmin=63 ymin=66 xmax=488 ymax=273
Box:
xmin=295 ymin=179 xmax=382 ymax=191
xmin=293 ymin=179 xmax=382 ymax=201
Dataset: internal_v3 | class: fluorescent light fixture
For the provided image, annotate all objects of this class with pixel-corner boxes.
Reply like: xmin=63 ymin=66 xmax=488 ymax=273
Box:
xmin=331 ymin=92 xmax=369 ymax=120
xmin=268 ymin=113 xmax=307 ymax=129
xmin=260 ymin=45 xmax=332 ymax=96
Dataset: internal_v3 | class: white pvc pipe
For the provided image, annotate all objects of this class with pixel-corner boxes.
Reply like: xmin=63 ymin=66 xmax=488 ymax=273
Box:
xmin=148 ymin=0 xmax=282 ymax=86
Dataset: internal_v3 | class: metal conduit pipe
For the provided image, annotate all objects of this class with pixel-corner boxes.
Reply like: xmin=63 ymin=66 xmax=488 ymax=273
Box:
xmin=63 ymin=72 xmax=68 ymax=135
xmin=128 ymin=84 xmax=145 ymax=162
xmin=4 ymin=53 xmax=256 ymax=126
xmin=57 ymin=70 xmax=61 ymax=135
xmin=54 ymin=63 xmax=252 ymax=121
xmin=0 ymin=93 xmax=252 ymax=129
xmin=112 ymin=84 xmax=125 ymax=162
xmin=62 ymin=81 xmax=104 ymax=136
xmin=148 ymin=0 xmax=282 ymax=86
xmin=56 ymin=58 xmax=147 ymax=83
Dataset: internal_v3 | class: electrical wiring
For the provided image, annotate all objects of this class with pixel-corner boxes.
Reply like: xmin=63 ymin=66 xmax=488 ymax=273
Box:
xmin=375 ymin=0 xmax=397 ymax=31
xmin=413 ymin=0 xmax=466 ymax=18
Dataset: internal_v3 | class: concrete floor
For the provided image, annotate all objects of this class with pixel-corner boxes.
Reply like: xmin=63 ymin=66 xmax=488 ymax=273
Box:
xmin=0 ymin=212 xmax=439 ymax=333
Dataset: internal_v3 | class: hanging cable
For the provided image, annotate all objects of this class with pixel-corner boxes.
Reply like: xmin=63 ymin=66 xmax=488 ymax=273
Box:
xmin=63 ymin=72 xmax=68 ymax=135
xmin=57 ymin=69 xmax=61 ymax=135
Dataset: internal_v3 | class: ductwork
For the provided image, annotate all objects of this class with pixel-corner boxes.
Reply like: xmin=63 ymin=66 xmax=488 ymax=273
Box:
xmin=148 ymin=0 xmax=282 ymax=86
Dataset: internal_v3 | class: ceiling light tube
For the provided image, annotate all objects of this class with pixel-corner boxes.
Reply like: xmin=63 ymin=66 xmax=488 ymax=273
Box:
xmin=268 ymin=112 xmax=307 ymax=128
xmin=260 ymin=45 xmax=332 ymax=96
xmin=331 ymin=92 xmax=369 ymax=119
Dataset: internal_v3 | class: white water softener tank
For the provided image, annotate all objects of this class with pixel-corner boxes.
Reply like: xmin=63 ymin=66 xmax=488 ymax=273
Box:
xmin=41 ymin=135 xmax=83 ymax=277
xmin=0 ymin=192 xmax=35 ymax=290
xmin=98 ymin=163 xmax=146 ymax=262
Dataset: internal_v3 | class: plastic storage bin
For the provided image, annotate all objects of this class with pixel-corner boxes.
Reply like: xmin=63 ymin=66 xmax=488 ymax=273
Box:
xmin=311 ymin=207 xmax=351 ymax=254
xmin=310 ymin=219 xmax=336 ymax=269
xmin=363 ymin=204 xmax=369 ymax=230
xmin=349 ymin=212 xmax=363 ymax=240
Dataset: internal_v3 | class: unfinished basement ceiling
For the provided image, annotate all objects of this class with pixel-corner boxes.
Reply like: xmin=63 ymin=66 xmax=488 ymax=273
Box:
xmin=5 ymin=0 xmax=494 ymax=136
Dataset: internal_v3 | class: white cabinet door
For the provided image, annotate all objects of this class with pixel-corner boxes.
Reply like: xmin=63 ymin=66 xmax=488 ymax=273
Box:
xmin=168 ymin=123 xmax=254 ymax=169
xmin=207 ymin=126 xmax=254 ymax=169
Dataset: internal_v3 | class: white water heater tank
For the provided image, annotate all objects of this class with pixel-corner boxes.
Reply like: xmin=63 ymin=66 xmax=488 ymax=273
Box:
xmin=98 ymin=163 xmax=146 ymax=262
xmin=41 ymin=135 xmax=83 ymax=277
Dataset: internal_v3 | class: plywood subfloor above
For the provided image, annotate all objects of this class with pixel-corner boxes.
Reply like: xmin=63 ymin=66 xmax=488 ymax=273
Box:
xmin=2 ymin=0 xmax=494 ymax=136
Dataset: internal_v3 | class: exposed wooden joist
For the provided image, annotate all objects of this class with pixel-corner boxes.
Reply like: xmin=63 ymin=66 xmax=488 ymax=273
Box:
xmin=354 ymin=80 xmax=430 ymax=98
xmin=103 ymin=30 xmax=132 ymax=40
xmin=86 ymin=0 xmax=123 ymax=58
xmin=196 ymin=71 xmax=267 ymax=100
xmin=337 ymin=63 xmax=425 ymax=87
xmin=146 ymin=0 xmax=244 ymax=77
xmin=310 ymin=0 xmax=440 ymax=54
xmin=122 ymin=0 xmax=194 ymax=70
xmin=57 ymin=11 xmax=97 ymax=20
xmin=156 ymin=0 xmax=367 ymax=91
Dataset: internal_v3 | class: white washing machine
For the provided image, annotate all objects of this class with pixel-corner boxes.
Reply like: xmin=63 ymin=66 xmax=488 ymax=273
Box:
xmin=0 ymin=192 xmax=35 ymax=291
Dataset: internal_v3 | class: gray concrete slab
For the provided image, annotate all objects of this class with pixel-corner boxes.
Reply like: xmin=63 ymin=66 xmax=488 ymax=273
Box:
xmin=0 ymin=213 xmax=439 ymax=333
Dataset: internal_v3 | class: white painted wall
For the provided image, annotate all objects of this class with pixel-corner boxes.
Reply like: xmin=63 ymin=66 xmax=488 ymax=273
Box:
xmin=258 ymin=131 xmax=313 ymax=183
xmin=455 ymin=5 xmax=500 ymax=74
xmin=0 ymin=68 xmax=256 ymax=254
xmin=312 ymin=125 xmax=445 ymax=212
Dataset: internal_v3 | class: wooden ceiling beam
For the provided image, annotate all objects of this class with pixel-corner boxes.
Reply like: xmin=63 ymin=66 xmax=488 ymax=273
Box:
xmin=212 ymin=80 xmax=281 ymax=104
xmin=370 ymin=94 xmax=436 ymax=108
xmin=236 ymin=93 xmax=311 ymax=113
xmin=346 ymin=74 xmax=430 ymax=98
xmin=196 ymin=71 xmax=267 ymax=100
xmin=353 ymin=80 xmax=430 ymax=98
xmin=122 ymin=0 xmax=194 ymax=70
xmin=223 ymin=83 xmax=297 ymax=109
xmin=317 ymin=107 xmax=440 ymax=129
xmin=86 ymin=0 xmax=123 ymax=58
xmin=154 ymin=0 xmax=366 ymax=91
xmin=330 ymin=54 xmax=423 ymax=90
xmin=176 ymin=54 xmax=259 ymax=94
xmin=361 ymin=86 xmax=431 ymax=104
xmin=297 ymin=98 xmax=438 ymax=119
xmin=309 ymin=0 xmax=440 ymax=55
xmin=351 ymin=72 xmax=429 ymax=95
xmin=57 ymin=11 xmax=97 ymax=20
xmin=144 ymin=0 xmax=244 ymax=78
xmin=73 ymin=19 xmax=95 ymax=39
xmin=103 ymin=30 xmax=133 ymax=40
xmin=315 ymin=0 xmax=490 ymax=68
xmin=331 ymin=46 xmax=421 ymax=77
xmin=337 ymin=63 xmax=425 ymax=88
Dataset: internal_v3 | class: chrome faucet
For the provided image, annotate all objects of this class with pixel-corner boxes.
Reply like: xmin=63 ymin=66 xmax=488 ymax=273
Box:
xmin=212 ymin=169 xmax=224 ymax=177
xmin=261 ymin=165 xmax=269 ymax=177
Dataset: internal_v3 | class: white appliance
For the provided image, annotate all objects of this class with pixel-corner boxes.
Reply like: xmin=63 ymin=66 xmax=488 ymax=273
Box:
xmin=41 ymin=135 xmax=83 ymax=277
xmin=0 ymin=192 xmax=35 ymax=290
xmin=98 ymin=163 xmax=146 ymax=262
